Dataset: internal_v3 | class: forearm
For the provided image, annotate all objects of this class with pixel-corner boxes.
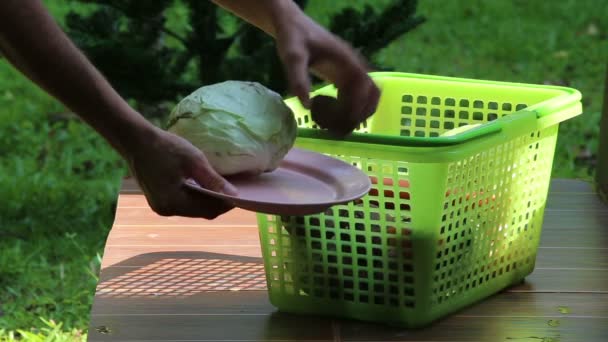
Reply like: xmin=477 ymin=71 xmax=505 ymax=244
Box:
xmin=211 ymin=0 xmax=302 ymax=38
xmin=0 ymin=0 xmax=155 ymax=158
xmin=212 ymin=0 xmax=358 ymax=87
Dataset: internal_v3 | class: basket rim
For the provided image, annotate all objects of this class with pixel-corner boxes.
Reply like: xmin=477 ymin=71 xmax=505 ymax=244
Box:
xmin=291 ymin=72 xmax=582 ymax=148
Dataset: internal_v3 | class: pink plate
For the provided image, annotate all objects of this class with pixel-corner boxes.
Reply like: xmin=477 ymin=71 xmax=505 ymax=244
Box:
xmin=183 ymin=148 xmax=371 ymax=215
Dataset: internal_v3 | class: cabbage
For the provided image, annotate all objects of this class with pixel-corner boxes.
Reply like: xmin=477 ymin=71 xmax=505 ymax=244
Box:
xmin=167 ymin=81 xmax=297 ymax=176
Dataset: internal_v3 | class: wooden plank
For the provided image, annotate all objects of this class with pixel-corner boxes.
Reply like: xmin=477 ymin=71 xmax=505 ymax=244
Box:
xmin=457 ymin=292 xmax=608 ymax=317
xmin=509 ymin=268 xmax=608 ymax=293
xmin=539 ymin=222 xmax=608 ymax=248
xmin=105 ymin=226 xmax=260 ymax=246
xmin=113 ymin=207 xmax=257 ymax=226
xmin=88 ymin=313 xmax=336 ymax=341
xmin=87 ymin=313 xmax=607 ymax=342
xmin=97 ymin=268 xmax=266 ymax=289
xmin=542 ymin=211 xmax=608 ymax=230
xmin=100 ymin=245 xmax=262 ymax=268
xmin=545 ymin=193 xmax=607 ymax=212
xmin=91 ymin=290 xmax=274 ymax=315
xmin=339 ymin=316 xmax=607 ymax=341
xmin=88 ymin=292 xmax=608 ymax=341
xmin=90 ymin=290 xmax=608 ymax=317
xmin=95 ymin=271 xmax=266 ymax=291
xmin=97 ymin=252 xmax=267 ymax=288
xmin=549 ymin=179 xmax=595 ymax=193
xmin=535 ymin=247 xmax=608 ymax=269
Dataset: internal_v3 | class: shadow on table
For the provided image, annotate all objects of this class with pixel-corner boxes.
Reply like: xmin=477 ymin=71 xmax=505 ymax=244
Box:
xmin=90 ymin=251 xmax=567 ymax=341
xmin=92 ymin=251 xmax=340 ymax=340
xmin=96 ymin=251 xmax=268 ymax=298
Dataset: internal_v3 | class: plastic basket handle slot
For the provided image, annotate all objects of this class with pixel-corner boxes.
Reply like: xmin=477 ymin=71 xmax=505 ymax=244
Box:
xmin=297 ymin=110 xmax=539 ymax=147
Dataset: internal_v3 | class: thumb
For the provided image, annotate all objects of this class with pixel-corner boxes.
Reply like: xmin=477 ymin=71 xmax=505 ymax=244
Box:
xmin=189 ymin=156 xmax=238 ymax=196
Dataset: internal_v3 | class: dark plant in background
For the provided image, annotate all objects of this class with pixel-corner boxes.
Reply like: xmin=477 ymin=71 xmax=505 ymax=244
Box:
xmin=65 ymin=0 xmax=425 ymax=119
xmin=329 ymin=0 xmax=425 ymax=65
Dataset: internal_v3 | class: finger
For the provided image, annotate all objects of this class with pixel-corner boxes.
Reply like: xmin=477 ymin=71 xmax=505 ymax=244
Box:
xmin=171 ymin=188 xmax=235 ymax=219
xmin=337 ymin=82 xmax=373 ymax=133
xmin=360 ymin=79 xmax=381 ymax=120
xmin=144 ymin=182 xmax=234 ymax=219
xmin=311 ymin=95 xmax=338 ymax=129
xmin=341 ymin=70 xmax=381 ymax=118
xmin=310 ymin=90 xmax=368 ymax=138
xmin=310 ymin=40 xmax=379 ymax=135
xmin=189 ymin=153 xmax=238 ymax=196
xmin=311 ymin=38 xmax=366 ymax=88
xmin=279 ymin=45 xmax=311 ymax=109
xmin=312 ymin=79 xmax=380 ymax=137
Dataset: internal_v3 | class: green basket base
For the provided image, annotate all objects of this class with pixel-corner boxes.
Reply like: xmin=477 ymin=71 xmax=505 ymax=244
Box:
xmin=267 ymin=268 xmax=533 ymax=328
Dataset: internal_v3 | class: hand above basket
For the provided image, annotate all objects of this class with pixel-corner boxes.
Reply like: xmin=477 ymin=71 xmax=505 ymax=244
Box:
xmin=276 ymin=11 xmax=381 ymax=137
xmin=213 ymin=0 xmax=381 ymax=138
xmin=274 ymin=12 xmax=381 ymax=137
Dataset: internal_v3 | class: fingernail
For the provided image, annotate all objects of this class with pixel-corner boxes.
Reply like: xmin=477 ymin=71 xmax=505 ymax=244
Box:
xmin=222 ymin=183 xmax=238 ymax=196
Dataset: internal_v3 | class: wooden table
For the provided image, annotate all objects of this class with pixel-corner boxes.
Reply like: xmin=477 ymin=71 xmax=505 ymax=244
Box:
xmin=88 ymin=178 xmax=608 ymax=341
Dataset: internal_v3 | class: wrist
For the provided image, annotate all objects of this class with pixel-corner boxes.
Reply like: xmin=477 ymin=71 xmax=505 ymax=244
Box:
xmin=103 ymin=107 xmax=160 ymax=160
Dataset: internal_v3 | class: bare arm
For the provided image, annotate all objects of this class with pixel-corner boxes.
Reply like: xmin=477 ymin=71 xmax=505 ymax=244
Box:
xmin=211 ymin=0 xmax=287 ymax=37
xmin=0 ymin=0 xmax=236 ymax=218
xmin=0 ymin=0 xmax=153 ymax=158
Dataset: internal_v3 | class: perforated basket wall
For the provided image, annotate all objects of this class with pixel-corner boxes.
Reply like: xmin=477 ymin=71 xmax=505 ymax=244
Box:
xmin=256 ymin=73 xmax=581 ymax=327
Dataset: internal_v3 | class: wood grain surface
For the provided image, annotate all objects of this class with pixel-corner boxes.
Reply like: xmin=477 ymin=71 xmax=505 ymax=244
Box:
xmin=88 ymin=178 xmax=608 ymax=341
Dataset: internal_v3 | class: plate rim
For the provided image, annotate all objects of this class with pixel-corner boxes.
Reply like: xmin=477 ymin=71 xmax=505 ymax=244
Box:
xmin=183 ymin=148 xmax=371 ymax=212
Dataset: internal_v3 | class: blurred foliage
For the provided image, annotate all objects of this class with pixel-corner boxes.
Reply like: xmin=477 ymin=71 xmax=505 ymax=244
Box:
xmin=64 ymin=0 xmax=424 ymax=118
xmin=0 ymin=318 xmax=86 ymax=341
xmin=0 ymin=104 xmax=124 ymax=333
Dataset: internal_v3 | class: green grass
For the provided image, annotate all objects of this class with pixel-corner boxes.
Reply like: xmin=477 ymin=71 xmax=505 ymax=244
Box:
xmin=0 ymin=16 xmax=125 ymax=336
xmin=0 ymin=319 xmax=86 ymax=342
xmin=1 ymin=0 xmax=606 ymax=339
xmin=0 ymin=92 xmax=125 ymax=338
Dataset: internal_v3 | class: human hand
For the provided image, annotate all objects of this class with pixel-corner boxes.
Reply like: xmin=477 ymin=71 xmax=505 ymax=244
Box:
xmin=126 ymin=126 xmax=238 ymax=218
xmin=0 ymin=0 xmax=236 ymax=219
xmin=273 ymin=7 xmax=381 ymax=137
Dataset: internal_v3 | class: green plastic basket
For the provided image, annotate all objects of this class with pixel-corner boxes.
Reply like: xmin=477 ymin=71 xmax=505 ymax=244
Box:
xmin=255 ymin=72 xmax=583 ymax=328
